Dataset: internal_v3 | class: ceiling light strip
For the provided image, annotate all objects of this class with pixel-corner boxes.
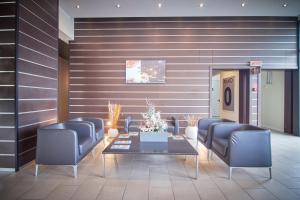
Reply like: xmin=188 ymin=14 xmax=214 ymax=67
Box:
xmin=69 ymin=48 xmax=296 ymax=51
xmin=75 ymin=34 xmax=296 ymax=37
xmin=69 ymin=97 xmax=208 ymax=100
xmin=69 ymin=91 xmax=209 ymax=94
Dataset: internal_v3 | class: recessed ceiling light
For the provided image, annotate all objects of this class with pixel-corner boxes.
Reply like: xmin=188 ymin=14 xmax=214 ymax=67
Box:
xmin=241 ymin=2 xmax=246 ymax=7
xmin=200 ymin=3 xmax=204 ymax=8
xmin=282 ymin=3 xmax=288 ymax=7
xmin=158 ymin=3 xmax=162 ymax=8
xmin=116 ymin=4 xmax=120 ymax=8
xmin=76 ymin=4 xmax=80 ymax=9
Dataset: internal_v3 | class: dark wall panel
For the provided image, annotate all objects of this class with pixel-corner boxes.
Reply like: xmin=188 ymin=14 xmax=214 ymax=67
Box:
xmin=17 ymin=0 xmax=58 ymax=167
xmin=70 ymin=17 xmax=298 ymax=132
xmin=0 ymin=1 xmax=16 ymax=169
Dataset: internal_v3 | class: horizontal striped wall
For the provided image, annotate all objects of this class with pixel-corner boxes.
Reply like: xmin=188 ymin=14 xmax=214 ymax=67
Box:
xmin=69 ymin=17 xmax=298 ymax=132
xmin=0 ymin=0 xmax=16 ymax=169
xmin=17 ymin=0 xmax=58 ymax=167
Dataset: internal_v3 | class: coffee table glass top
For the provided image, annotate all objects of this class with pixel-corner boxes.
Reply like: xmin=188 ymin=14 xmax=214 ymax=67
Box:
xmin=102 ymin=133 xmax=198 ymax=155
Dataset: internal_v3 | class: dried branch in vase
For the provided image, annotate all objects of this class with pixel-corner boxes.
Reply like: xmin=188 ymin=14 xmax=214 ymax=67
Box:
xmin=108 ymin=101 xmax=121 ymax=129
xmin=184 ymin=115 xmax=199 ymax=127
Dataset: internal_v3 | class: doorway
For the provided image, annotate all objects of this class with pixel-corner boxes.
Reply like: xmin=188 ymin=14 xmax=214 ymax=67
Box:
xmin=211 ymin=69 xmax=251 ymax=123
xmin=261 ymin=70 xmax=285 ymax=132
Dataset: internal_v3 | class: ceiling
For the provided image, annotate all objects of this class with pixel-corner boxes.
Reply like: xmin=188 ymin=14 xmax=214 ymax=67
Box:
xmin=59 ymin=0 xmax=300 ymax=18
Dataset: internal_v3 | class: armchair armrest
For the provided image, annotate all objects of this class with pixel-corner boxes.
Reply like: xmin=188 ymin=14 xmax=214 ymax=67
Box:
xmin=36 ymin=129 xmax=78 ymax=165
xmin=212 ymin=123 xmax=240 ymax=139
xmin=198 ymin=118 xmax=221 ymax=130
xmin=229 ymin=130 xmax=272 ymax=167
xmin=65 ymin=122 xmax=93 ymax=139
xmin=82 ymin=118 xmax=104 ymax=130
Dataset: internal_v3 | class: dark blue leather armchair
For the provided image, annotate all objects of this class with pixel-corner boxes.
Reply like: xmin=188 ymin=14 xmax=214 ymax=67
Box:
xmin=124 ymin=116 xmax=139 ymax=133
xmin=197 ymin=118 xmax=235 ymax=159
xmin=36 ymin=121 xmax=95 ymax=177
xmin=211 ymin=123 xmax=272 ymax=179
xmin=69 ymin=117 xmax=104 ymax=144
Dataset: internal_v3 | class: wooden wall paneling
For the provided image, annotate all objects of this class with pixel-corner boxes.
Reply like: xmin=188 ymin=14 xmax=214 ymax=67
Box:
xmin=58 ymin=57 xmax=69 ymax=122
xmin=0 ymin=1 xmax=16 ymax=170
xmin=70 ymin=17 xmax=298 ymax=133
xmin=17 ymin=0 xmax=58 ymax=167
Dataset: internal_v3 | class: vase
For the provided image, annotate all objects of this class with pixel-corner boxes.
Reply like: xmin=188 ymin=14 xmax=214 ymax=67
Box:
xmin=139 ymin=131 xmax=168 ymax=142
xmin=185 ymin=126 xmax=198 ymax=140
xmin=108 ymin=128 xmax=119 ymax=138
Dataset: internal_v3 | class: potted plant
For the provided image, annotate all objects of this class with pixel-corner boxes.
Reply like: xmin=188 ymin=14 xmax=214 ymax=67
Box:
xmin=107 ymin=101 xmax=121 ymax=137
xmin=140 ymin=99 xmax=168 ymax=142
xmin=184 ymin=115 xmax=199 ymax=140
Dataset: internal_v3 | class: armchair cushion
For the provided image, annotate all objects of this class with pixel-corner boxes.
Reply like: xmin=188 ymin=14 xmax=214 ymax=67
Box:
xmin=212 ymin=137 xmax=229 ymax=156
xmin=78 ymin=136 xmax=94 ymax=155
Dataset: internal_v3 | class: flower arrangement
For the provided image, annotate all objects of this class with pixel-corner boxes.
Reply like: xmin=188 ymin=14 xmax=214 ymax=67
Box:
xmin=108 ymin=101 xmax=121 ymax=129
xmin=184 ymin=114 xmax=199 ymax=127
xmin=140 ymin=99 xmax=168 ymax=132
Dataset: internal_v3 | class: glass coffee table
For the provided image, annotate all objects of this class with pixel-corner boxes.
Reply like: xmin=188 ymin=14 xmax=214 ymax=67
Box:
xmin=102 ymin=133 xmax=199 ymax=179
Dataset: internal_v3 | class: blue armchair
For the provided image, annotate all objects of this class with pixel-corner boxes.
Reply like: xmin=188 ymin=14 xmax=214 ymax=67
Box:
xmin=124 ymin=116 xmax=139 ymax=133
xmin=35 ymin=121 xmax=95 ymax=177
xmin=197 ymin=118 xmax=235 ymax=158
xmin=211 ymin=123 xmax=272 ymax=179
xmin=69 ymin=117 xmax=104 ymax=144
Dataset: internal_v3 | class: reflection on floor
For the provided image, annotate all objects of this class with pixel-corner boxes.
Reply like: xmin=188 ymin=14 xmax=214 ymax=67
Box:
xmin=0 ymin=132 xmax=300 ymax=200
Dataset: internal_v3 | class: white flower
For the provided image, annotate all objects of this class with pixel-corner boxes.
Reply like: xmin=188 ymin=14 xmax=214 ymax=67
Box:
xmin=141 ymin=99 xmax=168 ymax=132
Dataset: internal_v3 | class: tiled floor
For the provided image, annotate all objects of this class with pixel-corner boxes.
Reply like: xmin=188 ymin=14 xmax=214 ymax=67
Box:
xmin=1 ymin=132 xmax=300 ymax=200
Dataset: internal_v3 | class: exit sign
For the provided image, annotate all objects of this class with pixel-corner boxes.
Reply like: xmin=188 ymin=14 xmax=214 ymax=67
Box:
xmin=250 ymin=60 xmax=263 ymax=67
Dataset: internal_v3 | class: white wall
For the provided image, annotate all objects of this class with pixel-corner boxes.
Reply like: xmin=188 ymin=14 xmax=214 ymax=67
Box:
xmin=261 ymin=70 xmax=285 ymax=132
xmin=212 ymin=73 xmax=220 ymax=117
xmin=59 ymin=6 xmax=74 ymax=43
xmin=220 ymin=71 xmax=239 ymax=122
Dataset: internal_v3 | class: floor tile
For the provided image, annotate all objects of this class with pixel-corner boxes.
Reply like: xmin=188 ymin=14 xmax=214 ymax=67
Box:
xmin=46 ymin=185 xmax=78 ymax=200
xmin=246 ymin=188 xmax=278 ymax=200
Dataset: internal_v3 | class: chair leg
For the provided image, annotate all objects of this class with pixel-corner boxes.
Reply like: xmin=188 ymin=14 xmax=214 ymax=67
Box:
xmin=269 ymin=167 xmax=272 ymax=179
xmin=73 ymin=165 xmax=78 ymax=178
xmin=35 ymin=164 xmax=39 ymax=176
xmin=229 ymin=167 xmax=232 ymax=180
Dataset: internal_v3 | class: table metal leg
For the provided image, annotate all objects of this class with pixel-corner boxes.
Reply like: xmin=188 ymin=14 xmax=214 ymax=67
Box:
xmin=195 ymin=155 xmax=199 ymax=179
xmin=102 ymin=154 xmax=106 ymax=177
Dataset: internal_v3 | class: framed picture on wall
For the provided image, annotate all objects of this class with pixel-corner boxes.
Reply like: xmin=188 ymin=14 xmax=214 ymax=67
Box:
xmin=223 ymin=76 xmax=234 ymax=111
xmin=125 ymin=60 xmax=166 ymax=83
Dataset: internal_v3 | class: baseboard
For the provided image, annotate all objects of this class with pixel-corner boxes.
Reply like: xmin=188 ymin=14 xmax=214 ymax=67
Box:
xmin=0 ymin=168 xmax=15 ymax=172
